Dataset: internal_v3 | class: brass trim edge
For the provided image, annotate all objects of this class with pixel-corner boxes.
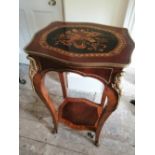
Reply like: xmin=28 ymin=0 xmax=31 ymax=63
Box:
xmin=111 ymin=72 xmax=124 ymax=96
xmin=27 ymin=56 xmax=40 ymax=90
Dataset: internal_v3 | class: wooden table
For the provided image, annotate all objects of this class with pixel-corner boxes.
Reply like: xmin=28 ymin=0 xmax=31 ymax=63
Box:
xmin=25 ymin=21 xmax=134 ymax=146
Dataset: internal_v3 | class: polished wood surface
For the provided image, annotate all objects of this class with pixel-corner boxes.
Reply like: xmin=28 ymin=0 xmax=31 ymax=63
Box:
xmin=25 ymin=21 xmax=134 ymax=146
xmin=25 ymin=21 xmax=134 ymax=67
xmin=58 ymin=98 xmax=102 ymax=130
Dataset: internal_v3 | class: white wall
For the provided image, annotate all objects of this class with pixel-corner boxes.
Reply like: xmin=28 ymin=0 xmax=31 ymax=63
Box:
xmin=63 ymin=0 xmax=129 ymax=27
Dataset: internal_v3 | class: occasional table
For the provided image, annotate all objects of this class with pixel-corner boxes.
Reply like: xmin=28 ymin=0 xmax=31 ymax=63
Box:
xmin=25 ymin=21 xmax=134 ymax=146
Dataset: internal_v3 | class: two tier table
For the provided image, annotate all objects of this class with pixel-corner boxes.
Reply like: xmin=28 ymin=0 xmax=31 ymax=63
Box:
xmin=25 ymin=21 xmax=134 ymax=146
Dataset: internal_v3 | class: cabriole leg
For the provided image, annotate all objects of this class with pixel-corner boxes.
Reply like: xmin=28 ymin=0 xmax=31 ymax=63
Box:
xmin=95 ymin=86 xmax=119 ymax=146
xmin=28 ymin=56 xmax=58 ymax=133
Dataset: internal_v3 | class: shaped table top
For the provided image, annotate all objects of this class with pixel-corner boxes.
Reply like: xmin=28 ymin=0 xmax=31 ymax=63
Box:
xmin=25 ymin=22 xmax=134 ymax=67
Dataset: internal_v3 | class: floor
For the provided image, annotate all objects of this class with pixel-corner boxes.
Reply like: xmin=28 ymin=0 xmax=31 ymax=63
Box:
xmin=19 ymin=64 xmax=135 ymax=155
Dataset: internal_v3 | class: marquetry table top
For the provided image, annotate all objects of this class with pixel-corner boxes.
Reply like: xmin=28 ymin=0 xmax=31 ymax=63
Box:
xmin=25 ymin=22 xmax=134 ymax=67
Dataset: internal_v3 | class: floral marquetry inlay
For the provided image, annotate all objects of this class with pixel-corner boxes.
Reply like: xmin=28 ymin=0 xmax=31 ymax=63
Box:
xmin=40 ymin=24 xmax=127 ymax=57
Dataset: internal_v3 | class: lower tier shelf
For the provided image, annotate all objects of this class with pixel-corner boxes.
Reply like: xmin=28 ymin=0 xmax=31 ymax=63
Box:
xmin=58 ymin=98 xmax=102 ymax=130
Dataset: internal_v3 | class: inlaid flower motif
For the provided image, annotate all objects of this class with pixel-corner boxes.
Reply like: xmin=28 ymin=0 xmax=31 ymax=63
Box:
xmin=55 ymin=28 xmax=109 ymax=51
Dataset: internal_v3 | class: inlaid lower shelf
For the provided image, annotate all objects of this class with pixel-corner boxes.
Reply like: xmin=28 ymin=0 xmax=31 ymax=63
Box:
xmin=58 ymin=98 xmax=102 ymax=131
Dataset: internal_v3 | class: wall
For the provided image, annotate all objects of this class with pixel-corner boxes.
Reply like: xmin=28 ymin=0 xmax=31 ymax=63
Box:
xmin=63 ymin=0 xmax=129 ymax=27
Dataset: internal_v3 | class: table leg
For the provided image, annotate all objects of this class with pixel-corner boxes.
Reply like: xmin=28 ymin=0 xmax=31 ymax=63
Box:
xmin=100 ymin=86 xmax=108 ymax=107
xmin=95 ymin=86 xmax=119 ymax=146
xmin=59 ymin=72 xmax=67 ymax=98
xmin=28 ymin=56 xmax=58 ymax=133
